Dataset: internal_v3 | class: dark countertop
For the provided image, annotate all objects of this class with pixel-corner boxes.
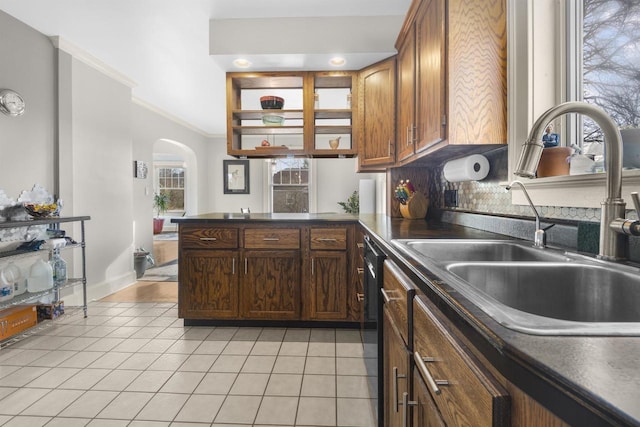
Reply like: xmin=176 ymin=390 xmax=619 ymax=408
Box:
xmin=358 ymin=214 xmax=640 ymax=427
xmin=171 ymin=212 xmax=359 ymax=223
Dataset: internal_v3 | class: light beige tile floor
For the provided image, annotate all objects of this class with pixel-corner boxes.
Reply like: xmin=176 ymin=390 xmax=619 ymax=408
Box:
xmin=0 ymin=302 xmax=376 ymax=426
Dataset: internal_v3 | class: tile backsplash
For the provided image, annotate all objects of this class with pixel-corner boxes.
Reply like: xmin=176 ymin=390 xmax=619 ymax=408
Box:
xmin=428 ymin=146 xmax=603 ymax=222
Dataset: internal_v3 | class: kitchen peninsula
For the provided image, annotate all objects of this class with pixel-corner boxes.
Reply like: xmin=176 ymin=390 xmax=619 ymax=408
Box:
xmin=172 ymin=213 xmax=362 ymax=326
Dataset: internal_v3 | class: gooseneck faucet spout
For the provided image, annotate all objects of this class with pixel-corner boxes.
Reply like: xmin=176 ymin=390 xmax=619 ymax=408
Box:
xmin=514 ymin=101 xmax=640 ymax=260
xmin=506 ymin=180 xmax=547 ymax=247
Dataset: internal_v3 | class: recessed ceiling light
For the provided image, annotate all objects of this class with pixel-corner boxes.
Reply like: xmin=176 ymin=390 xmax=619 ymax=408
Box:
xmin=329 ymin=57 xmax=346 ymax=67
xmin=233 ymin=58 xmax=251 ymax=68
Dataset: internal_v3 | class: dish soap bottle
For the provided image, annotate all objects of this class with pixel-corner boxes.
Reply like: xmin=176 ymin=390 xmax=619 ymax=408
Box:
xmin=51 ymin=249 xmax=67 ymax=286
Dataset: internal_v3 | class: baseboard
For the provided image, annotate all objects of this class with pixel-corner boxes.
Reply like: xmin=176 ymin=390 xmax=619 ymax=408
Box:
xmin=60 ymin=271 xmax=137 ymax=306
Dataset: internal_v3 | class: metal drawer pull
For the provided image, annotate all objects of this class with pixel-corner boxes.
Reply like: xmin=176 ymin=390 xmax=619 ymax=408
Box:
xmin=244 ymin=258 xmax=248 ymax=275
xmin=262 ymin=237 xmax=280 ymax=241
xmin=381 ymin=288 xmax=391 ymax=304
xmin=357 ymin=267 xmax=364 ymax=274
xmin=317 ymin=238 xmax=337 ymax=242
xmin=232 ymin=258 xmax=235 ymax=275
xmin=393 ymin=366 xmax=406 ymax=413
xmin=402 ymin=392 xmax=417 ymax=427
xmin=311 ymin=258 xmax=315 ymax=276
xmin=414 ymin=351 xmax=448 ymax=395
xmin=356 ymin=293 xmax=364 ymax=302
xmin=357 ymin=243 xmax=364 ymax=249
xmin=200 ymin=237 xmax=217 ymax=241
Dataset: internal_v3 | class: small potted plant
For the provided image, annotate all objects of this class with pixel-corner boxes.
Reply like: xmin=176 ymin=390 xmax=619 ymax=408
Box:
xmin=338 ymin=190 xmax=359 ymax=214
xmin=153 ymin=192 xmax=170 ymax=234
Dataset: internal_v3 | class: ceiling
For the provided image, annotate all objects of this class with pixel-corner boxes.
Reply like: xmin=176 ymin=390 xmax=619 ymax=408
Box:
xmin=0 ymin=0 xmax=410 ymax=136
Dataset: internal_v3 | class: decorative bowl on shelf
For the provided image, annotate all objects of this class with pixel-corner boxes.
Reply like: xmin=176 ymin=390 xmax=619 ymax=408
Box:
xmin=260 ymin=96 xmax=284 ymax=110
xmin=262 ymin=113 xmax=285 ymax=126
xmin=23 ymin=202 xmax=58 ymax=218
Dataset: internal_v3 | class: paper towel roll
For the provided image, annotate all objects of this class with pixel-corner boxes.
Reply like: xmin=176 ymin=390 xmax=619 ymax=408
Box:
xmin=359 ymin=179 xmax=376 ymax=213
xmin=443 ymin=154 xmax=490 ymax=182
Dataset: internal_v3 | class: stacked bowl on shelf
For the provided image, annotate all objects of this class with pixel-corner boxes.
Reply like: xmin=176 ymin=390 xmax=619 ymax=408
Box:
xmin=260 ymin=96 xmax=284 ymax=126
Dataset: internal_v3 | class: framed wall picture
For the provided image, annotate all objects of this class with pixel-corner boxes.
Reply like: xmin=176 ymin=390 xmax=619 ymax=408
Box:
xmin=134 ymin=160 xmax=148 ymax=179
xmin=223 ymin=160 xmax=250 ymax=194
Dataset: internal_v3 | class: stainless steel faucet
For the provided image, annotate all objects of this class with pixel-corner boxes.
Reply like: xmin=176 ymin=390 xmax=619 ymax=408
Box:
xmin=506 ymin=180 xmax=548 ymax=248
xmin=514 ymin=101 xmax=640 ymax=260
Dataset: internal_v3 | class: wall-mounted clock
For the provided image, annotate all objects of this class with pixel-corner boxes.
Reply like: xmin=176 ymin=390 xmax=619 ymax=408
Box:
xmin=0 ymin=89 xmax=26 ymax=117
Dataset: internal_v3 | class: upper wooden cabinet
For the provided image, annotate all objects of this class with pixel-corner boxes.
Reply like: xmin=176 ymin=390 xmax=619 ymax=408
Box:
xmin=357 ymin=57 xmax=397 ymax=171
xmin=395 ymin=0 xmax=507 ymax=166
xmin=226 ymin=71 xmax=357 ymax=158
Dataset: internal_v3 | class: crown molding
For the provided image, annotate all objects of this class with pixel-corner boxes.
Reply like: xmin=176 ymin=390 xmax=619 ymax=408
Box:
xmin=50 ymin=36 xmax=137 ymax=88
xmin=132 ymin=97 xmax=224 ymax=138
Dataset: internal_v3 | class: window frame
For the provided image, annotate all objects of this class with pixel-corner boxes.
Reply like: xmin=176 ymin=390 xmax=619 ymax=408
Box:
xmin=263 ymin=159 xmax=317 ymax=213
xmin=154 ymin=162 xmax=186 ymax=214
xmin=506 ymin=0 xmax=640 ymax=209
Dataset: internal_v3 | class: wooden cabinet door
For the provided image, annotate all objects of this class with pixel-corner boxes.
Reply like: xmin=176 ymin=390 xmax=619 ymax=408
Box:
xmin=358 ymin=56 xmax=397 ymax=170
xmin=413 ymin=369 xmax=446 ymax=427
xmin=241 ymin=250 xmax=301 ymax=320
xmin=383 ymin=308 xmax=410 ymax=427
xmin=396 ymin=30 xmax=416 ymax=163
xmin=309 ymin=251 xmax=348 ymax=320
xmin=179 ymin=249 xmax=239 ymax=319
xmin=415 ymin=0 xmax=446 ymax=153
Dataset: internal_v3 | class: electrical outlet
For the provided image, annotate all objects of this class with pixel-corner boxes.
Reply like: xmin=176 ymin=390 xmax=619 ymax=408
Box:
xmin=444 ymin=190 xmax=458 ymax=207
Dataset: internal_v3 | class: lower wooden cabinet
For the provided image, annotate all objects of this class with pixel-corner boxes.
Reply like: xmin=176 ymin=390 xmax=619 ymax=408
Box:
xmin=309 ymin=251 xmax=348 ymax=320
xmin=178 ymin=222 xmax=358 ymax=323
xmin=383 ymin=308 xmax=411 ymax=427
xmin=241 ymin=250 xmax=300 ymax=320
xmin=412 ymin=368 xmax=446 ymax=427
xmin=179 ymin=249 xmax=239 ymax=319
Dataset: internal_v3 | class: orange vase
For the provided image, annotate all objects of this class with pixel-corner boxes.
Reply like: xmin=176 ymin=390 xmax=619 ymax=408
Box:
xmin=537 ymin=147 xmax=573 ymax=177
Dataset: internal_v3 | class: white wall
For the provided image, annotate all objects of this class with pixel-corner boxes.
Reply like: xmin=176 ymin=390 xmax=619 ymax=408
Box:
xmin=0 ymin=11 xmax=56 ymax=198
xmin=60 ymin=55 xmax=136 ymax=303
xmin=130 ymin=103 xmax=210 ymax=252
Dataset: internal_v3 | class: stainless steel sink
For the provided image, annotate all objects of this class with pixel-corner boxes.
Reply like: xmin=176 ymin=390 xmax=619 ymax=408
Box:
xmin=391 ymin=238 xmax=640 ymax=335
xmin=392 ymin=239 xmax=568 ymax=263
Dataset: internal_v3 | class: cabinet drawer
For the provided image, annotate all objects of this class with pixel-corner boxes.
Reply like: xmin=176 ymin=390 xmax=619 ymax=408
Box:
xmin=413 ymin=295 xmax=510 ymax=427
xmin=180 ymin=226 xmax=238 ymax=249
xmin=382 ymin=260 xmax=416 ymax=347
xmin=310 ymin=228 xmax=347 ymax=250
xmin=244 ymin=228 xmax=300 ymax=249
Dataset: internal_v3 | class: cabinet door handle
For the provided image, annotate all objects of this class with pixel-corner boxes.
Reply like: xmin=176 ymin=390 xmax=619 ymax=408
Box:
xmin=393 ymin=366 xmax=407 ymax=413
xmin=412 ymin=125 xmax=417 ymax=143
xmin=200 ymin=237 xmax=217 ymax=241
xmin=356 ymin=243 xmax=364 ymax=249
xmin=317 ymin=238 xmax=337 ymax=242
xmin=244 ymin=258 xmax=248 ymax=275
xmin=357 ymin=267 xmax=364 ymax=275
xmin=380 ymin=288 xmax=394 ymax=304
xmin=406 ymin=126 xmax=411 ymax=146
xmin=402 ymin=392 xmax=418 ymax=427
xmin=388 ymin=139 xmax=391 ymax=157
xmin=232 ymin=258 xmax=236 ymax=275
xmin=356 ymin=293 xmax=365 ymax=302
xmin=311 ymin=258 xmax=315 ymax=276
xmin=262 ymin=237 xmax=280 ymax=241
xmin=414 ymin=351 xmax=448 ymax=395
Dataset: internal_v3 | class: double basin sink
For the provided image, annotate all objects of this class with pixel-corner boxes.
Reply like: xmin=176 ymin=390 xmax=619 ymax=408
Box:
xmin=392 ymin=239 xmax=640 ymax=336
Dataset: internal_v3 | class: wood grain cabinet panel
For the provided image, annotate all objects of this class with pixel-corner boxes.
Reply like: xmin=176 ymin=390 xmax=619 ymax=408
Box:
xmin=310 ymin=228 xmax=347 ymax=250
xmin=357 ymin=56 xmax=397 ymax=170
xmin=179 ymin=249 xmax=239 ymax=319
xmin=241 ymin=250 xmax=301 ymax=320
xmin=309 ymin=251 xmax=348 ymax=320
xmin=413 ymin=368 xmax=447 ymax=427
xmin=382 ymin=260 xmax=416 ymax=346
xmin=244 ymin=228 xmax=300 ymax=249
xmin=413 ymin=295 xmax=510 ymax=426
xmin=179 ymin=227 xmax=238 ymax=249
xmin=383 ymin=309 xmax=411 ymax=427
xmin=396 ymin=32 xmax=417 ymax=163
